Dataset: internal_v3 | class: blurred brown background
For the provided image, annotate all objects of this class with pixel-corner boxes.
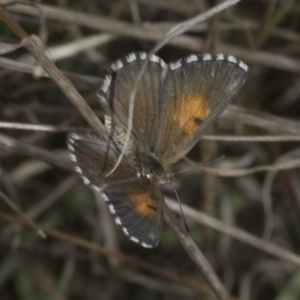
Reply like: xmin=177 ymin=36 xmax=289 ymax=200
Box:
xmin=0 ymin=0 xmax=300 ymax=299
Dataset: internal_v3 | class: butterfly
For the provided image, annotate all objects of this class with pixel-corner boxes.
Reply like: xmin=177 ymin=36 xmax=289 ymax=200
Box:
xmin=67 ymin=52 xmax=248 ymax=248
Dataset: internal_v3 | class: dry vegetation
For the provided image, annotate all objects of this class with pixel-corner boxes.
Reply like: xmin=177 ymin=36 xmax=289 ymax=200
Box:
xmin=0 ymin=0 xmax=300 ymax=299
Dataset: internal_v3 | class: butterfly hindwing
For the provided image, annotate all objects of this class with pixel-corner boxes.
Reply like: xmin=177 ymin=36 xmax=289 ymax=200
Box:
xmin=67 ymin=133 xmax=133 ymax=188
xmin=67 ymin=133 xmax=164 ymax=248
xmin=103 ymin=180 xmax=164 ymax=248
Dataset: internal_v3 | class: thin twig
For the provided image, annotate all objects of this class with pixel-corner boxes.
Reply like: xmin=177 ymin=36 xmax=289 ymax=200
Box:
xmin=0 ymin=121 xmax=87 ymax=132
xmin=198 ymin=158 xmax=300 ymax=177
xmin=164 ymin=206 xmax=232 ymax=300
xmin=166 ymin=198 xmax=300 ymax=268
xmin=262 ymin=148 xmax=300 ymax=240
xmin=0 ymin=57 xmax=101 ymax=86
xmin=0 ymin=133 xmax=73 ymax=171
xmin=2 ymin=121 xmax=300 ymax=142
xmin=21 ymin=33 xmax=115 ymax=63
xmin=0 ymin=5 xmax=106 ymax=136
xmin=202 ymin=135 xmax=300 ymax=142
xmin=0 ymin=211 xmax=213 ymax=296
xmin=0 ymin=190 xmax=46 ymax=238
xmin=6 ymin=2 xmax=300 ymax=73
xmin=225 ymin=105 xmax=300 ymax=134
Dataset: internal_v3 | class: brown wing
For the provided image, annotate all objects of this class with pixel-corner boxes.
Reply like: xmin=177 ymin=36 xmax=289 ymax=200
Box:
xmin=98 ymin=52 xmax=166 ymax=155
xmin=155 ymin=54 xmax=248 ymax=165
xmin=67 ymin=133 xmax=164 ymax=248
xmin=98 ymin=53 xmax=247 ymax=168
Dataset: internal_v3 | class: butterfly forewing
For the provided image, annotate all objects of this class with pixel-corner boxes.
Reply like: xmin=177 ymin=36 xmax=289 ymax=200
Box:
xmin=98 ymin=53 xmax=166 ymax=154
xmin=155 ymin=54 xmax=248 ymax=165
xmin=98 ymin=53 xmax=248 ymax=167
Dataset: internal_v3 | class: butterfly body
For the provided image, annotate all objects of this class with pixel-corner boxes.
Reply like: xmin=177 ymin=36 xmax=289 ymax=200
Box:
xmin=104 ymin=115 xmax=169 ymax=181
xmin=68 ymin=52 xmax=248 ymax=248
xmin=136 ymin=151 xmax=166 ymax=179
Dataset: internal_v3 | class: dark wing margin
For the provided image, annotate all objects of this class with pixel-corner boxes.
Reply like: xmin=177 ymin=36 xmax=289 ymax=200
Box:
xmin=155 ymin=53 xmax=248 ymax=165
xmin=67 ymin=133 xmax=164 ymax=248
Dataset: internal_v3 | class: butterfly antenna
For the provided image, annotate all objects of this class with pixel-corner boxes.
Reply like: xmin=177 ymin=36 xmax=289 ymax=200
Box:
xmin=172 ymin=155 xmax=225 ymax=176
xmin=171 ymin=184 xmax=190 ymax=235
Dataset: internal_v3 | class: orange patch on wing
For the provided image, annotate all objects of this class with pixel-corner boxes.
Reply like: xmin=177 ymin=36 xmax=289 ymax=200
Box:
xmin=127 ymin=190 xmax=157 ymax=218
xmin=172 ymin=95 xmax=212 ymax=135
